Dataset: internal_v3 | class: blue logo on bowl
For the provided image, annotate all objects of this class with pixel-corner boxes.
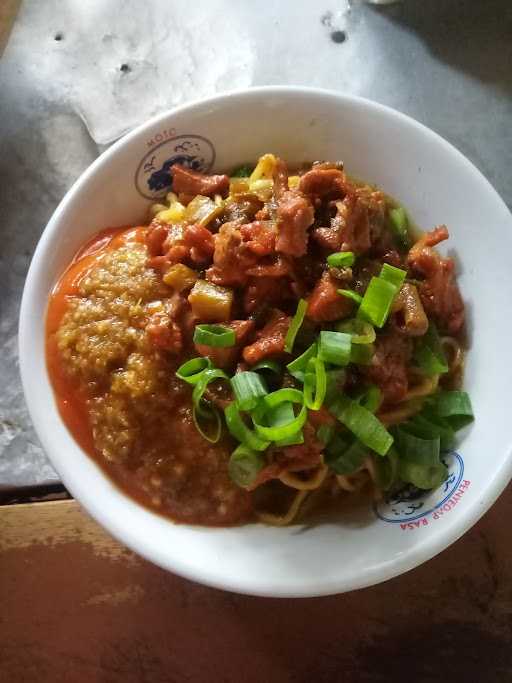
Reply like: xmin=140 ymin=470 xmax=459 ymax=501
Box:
xmin=135 ymin=134 xmax=216 ymax=200
xmin=374 ymin=451 xmax=468 ymax=525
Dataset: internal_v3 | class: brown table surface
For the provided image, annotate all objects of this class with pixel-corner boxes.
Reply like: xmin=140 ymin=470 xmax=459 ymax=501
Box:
xmin=2 ymin=490 xmax=512 ymax=683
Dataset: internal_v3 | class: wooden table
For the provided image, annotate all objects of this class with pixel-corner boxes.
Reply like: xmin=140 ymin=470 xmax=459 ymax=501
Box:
xmin=2 ymin=492 xmax=512 ymax=682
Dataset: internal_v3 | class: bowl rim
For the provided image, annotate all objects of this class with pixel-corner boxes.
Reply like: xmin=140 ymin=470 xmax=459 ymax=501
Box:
xmin=19 ymin=85 xmax=512 ymax=597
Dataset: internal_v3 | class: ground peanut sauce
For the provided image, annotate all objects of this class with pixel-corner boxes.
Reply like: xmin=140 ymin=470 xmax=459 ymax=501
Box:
xmin=46 ymin=226 xmax=252 ymax=526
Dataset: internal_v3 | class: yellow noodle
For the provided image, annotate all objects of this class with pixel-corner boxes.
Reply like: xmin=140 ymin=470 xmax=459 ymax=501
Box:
xmin=279 ymin=465 xmax=328 ymax=491
xmin=378 ymin=399 xmax=424 ymax=426
xmin=336 ymin=470 xmax=370 ymax=492
xmin=441 ymin=336 xmax=464 ymax=374
xmin=256 ymin=490 xmax=309 ymax=526
xmin=258 ymin=467 xmax=329 ymax=526
xmin=405 ymin=369 xmax=439 ymax=399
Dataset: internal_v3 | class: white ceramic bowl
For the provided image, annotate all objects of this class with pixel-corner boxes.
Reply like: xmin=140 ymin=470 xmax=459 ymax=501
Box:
xmin=19 ymin=87 xmax=512 ymax=597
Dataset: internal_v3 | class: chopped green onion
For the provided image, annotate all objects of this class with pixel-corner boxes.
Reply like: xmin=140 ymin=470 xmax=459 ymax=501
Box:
xmin=252 ymin=389 xmax=307 ymax=441
xmin=398 ymin=460 xmax=448 ymax=490
xmin=374 ymin=448 xmax=399 ymax=490
xmin=252 ymin=359 xmax=282 ymax=376
xmin=357 ymin=276 xmax=397 ymax=328
xmin=380 ymin=263 xmax=407 ymax=290
xmin=336 ymin=318 xmax=376 ymax=344
xmin=389 ymin=206 xmax=410 ymax=248
xmin=192 ymin=368 xmax=229 ymax=416
xmin=356 ymin=385 xmax=381 ymax=414
xmin=304 ymin=356 xmax=327 ymax=411
xmin=224 ymin=402 xmax=269 ymax=451
xmin=192 ymin=404 xmax=222 ymax=443
xmin=275 ymin=430 xmax=305 ymax=447
xmin=284 ymin=298 xmax=308 ymax=353
xmin=325 ymin=369 xmax=346 ymax=405
xmin=392 ymin=420 xmax=449 ymax=489
xmin=176 ymin=357 xmax=212 ymax=385
xmin=316 ymin=424 xmax=335 ymax=446
xmin=409 ymin=413 xmax=455 ymax=450
xmin=318 ymin=331 xmax=352 ymax=366
xmin=231 ymin=164 xmax=253 ymax=178
xmin=268 ymin=402 xmax=304 ymax=447
xmin=434 ymin=391 xmax=474 ymax=430
xmin=330 ymin=396 xmax=393 ymax=456
xmin=228 ymin=444 xmax=265 ymax=488
xmin=414 ymin=323 xmax=449 ymax=375
xmin=230 ymin=371 xmax=268 ymax=411
xmin=325 ymin=435 xmax=367 ymax=475
xmin=263 ymin=387 xmax=304 ymax=408
xmin=338 ymin=289 xmax=363 ymax=305
xmin=193 ymin=324 xmax=236 ymax=348
xmin=286 ymin=343 xmax=318 ymax=382
xmin=394 ymin=426 xmax=441 ymax=466
xmin=349 ymin=343 xmax=375 ymax=366
xmin=327 ymin=251 xmax=355 ymax=268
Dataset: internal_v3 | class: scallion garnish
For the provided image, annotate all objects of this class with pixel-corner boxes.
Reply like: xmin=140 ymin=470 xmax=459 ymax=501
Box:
xmin=284 ymin=298 xmax=308 ymax=353
xmin=224 ymin=402 xmax=270 ymax=451
xmin=318 ymin=331 xmax=352 ymax=366
xmin=327 ymin=251 xmax=355 ymax=268
xmin=330 ymin=396 xmax=393 ymax=456
xmin=433 ymin=391 xmax=474 ymax=430
xmin=193 ymin=324 xmax=236 ymax=348
xmin=338 ymin=289 xmax=363 ymax=305
xmin=357 ymin=276 xmax=397 ymax=328
xmin=349 ymin=343 xmax=375 ymax=366
xmin=316 ymin=424 xmax=335 ymax=446
xmin=374 ymin=448 xmax=399 ymax=490
xmin=230 ymin=371 xmax=268 ymax=411
xmin=286 ymin=343 xmax=318 ymax=382
xmin=251 ymin=359 xmax=282 ymax=375
xmin=389 ymin=206 xmax=410 ymax=248
xmin=192 ymin=368 xmax=229 ymax=416
xmin=324 ymin=368 xmax=346 ymax=405
xmin=398 ymin=460 xmax=448 ymax=490
xmin=380 ymin=263 xmax=407 ymax=290
xmin=252 ymin=389 xmax=307 ymax=441
xmin=336 ymin=318 xmax=376 ymax=345
xmin=393 ymin=423 xmax=448 ymax=490
xmin=176 ymin=357 xmax=212 ymax=385
xmin=325 ymin=435 xmax=367 ymax=474
xmin=394 ymin=426 xmax=441 ymax=466
xmin=268 ymin=402 xmax=304 ymax=446
xmin=356 ymin=385 xmax=381 ymax=414
xmin=228 ymin=444 xmax=265 ymax=488
xmin=414 ymin=323 xmax=449 ymax=375
xmin=303 ymin=356 xmax=327 ymax=410
xmin=192 ymin=404 xmax=222 ymax=443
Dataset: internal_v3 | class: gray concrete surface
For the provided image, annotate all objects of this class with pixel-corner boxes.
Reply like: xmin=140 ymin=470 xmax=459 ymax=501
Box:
xmin=0 ymin=0 xmax=510 ymax=487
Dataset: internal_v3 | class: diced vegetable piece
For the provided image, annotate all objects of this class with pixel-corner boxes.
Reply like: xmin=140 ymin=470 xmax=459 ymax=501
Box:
xmin=163 ymin=263 xmax=198 ymax=291
xmin=229 ymin=178 xmax=250 ymax=195
xmin=155 ymin=200 xmax=186 ymax=224
xmin=249 ymin=154 xmax=277 ymax=183
xmin=183 ymin=195 xmax=223 ymax=227
xmin=188 ymin=280 xmax=233 ymax=322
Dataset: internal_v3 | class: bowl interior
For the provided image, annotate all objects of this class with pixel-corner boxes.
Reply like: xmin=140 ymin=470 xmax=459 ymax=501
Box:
xmin=19 ymin=88 xmax=512 ymax=596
